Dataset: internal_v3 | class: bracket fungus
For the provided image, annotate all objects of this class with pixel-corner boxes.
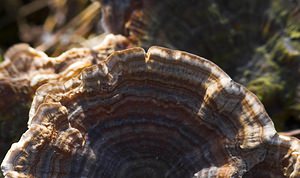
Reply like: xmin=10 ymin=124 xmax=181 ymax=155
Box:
xmin=0 ymin=34 xmax=129 ymax=114
xmin=1 ymin=46 xmax=300 ymax=178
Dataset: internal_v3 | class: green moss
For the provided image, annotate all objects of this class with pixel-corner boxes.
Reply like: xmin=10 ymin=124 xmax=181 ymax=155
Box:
xmin=270 ymin=0 xmax=290 ymax=23
xmin=255 ymin=45 xmax=280 ymax=72
xmin=290 ymin=104 xmax=300 ymax=112
xmin=207 ymin=3 xmax=228 ymax=24
xmin=289 ymin=30 xmax=300 ymax=40
xmin=247 ymin=75 xmax=283 ymax=102
xmin=268 ymin=37 xmax=300 ymax=65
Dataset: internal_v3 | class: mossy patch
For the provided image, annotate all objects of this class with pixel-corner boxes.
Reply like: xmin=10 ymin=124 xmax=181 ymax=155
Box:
xmin=247 ymin=75 xmax=283 ymax=102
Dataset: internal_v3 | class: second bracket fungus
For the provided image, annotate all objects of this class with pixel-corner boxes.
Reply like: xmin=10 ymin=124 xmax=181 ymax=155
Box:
xmin=0 ymin=34 xmax=129 ymax=114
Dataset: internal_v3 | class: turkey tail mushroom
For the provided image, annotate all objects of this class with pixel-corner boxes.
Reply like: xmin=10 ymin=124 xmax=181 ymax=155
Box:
xmin=1 ymin=46 xmax=300 ymax=177
xmin=0 ymin=34 xmax=130 ymax=166
xmin=0 ymin=34 xmax=129 ymax=114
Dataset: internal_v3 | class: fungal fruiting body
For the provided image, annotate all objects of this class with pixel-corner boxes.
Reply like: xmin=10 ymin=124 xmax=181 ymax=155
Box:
xmin=1 ymin=46 xmax=300 ymax=178
xmin=0 ymin=34 xmax=129 ymax=114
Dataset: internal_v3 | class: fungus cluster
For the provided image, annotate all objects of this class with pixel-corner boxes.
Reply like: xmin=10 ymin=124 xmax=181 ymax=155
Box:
xmin=1 ymin=46 xmax=300 ymax=177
